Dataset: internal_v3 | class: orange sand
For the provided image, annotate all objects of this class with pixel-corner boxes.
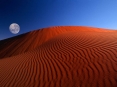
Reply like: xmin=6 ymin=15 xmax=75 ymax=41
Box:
xmin=0 ymin=26 xmax=117 ymax=87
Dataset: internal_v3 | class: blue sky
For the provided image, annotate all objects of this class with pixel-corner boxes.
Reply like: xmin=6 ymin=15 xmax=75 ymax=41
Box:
xmin=0 ymin=0 xmax=117 ymax=40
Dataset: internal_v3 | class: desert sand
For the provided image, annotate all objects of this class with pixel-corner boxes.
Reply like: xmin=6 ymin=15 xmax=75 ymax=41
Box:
xmin=0 ymin=26 xmax=117 ymax=87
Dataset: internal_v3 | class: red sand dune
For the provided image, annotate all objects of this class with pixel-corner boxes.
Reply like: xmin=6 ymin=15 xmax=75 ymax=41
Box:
xmin=0 ymin=26 xmax=117 ymax=87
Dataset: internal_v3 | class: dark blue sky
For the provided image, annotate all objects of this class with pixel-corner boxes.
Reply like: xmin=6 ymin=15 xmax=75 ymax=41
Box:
xmin=0 ymin=0 xmax=117 ymax=40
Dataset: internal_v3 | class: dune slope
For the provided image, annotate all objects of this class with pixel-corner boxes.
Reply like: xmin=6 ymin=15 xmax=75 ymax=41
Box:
xmin=0 ymin=26 xmax=115 ymax=58
xmin=0 ymin=26 xmax=117 ymax=87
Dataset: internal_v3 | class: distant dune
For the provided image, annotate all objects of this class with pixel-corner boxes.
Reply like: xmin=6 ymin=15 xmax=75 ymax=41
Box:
xmin=0 ymin=26 xmax=117 ymax=87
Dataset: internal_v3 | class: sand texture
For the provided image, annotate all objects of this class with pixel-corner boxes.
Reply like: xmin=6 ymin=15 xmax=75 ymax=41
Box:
xmin=0 ymin=26 xmax=117 ymax=87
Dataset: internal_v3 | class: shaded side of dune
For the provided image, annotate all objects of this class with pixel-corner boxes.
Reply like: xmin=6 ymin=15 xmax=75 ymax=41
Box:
xmin=1 ymin=31 xmax=117 ymax=87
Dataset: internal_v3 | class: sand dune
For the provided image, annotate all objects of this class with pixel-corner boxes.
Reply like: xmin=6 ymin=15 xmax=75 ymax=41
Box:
xmin=0 ymin=26 xmax=117 ymax=87
xmin=0 ymin=26 xmax=115 ymax=58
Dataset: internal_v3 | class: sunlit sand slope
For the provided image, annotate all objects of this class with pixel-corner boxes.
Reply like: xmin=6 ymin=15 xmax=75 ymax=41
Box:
xmin=0 ymin=26 xmax=117 ymax=87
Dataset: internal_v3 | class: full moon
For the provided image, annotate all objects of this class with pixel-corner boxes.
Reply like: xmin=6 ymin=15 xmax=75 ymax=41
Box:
xmin=9 ymin=23 xmax=20 ymax=34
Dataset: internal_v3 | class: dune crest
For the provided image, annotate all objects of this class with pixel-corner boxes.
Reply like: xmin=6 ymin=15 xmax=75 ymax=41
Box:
xmin=0 ymin=26 xmax=116 ymax=58
xmin=0 ymin=26 xmax=117 ymax=87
